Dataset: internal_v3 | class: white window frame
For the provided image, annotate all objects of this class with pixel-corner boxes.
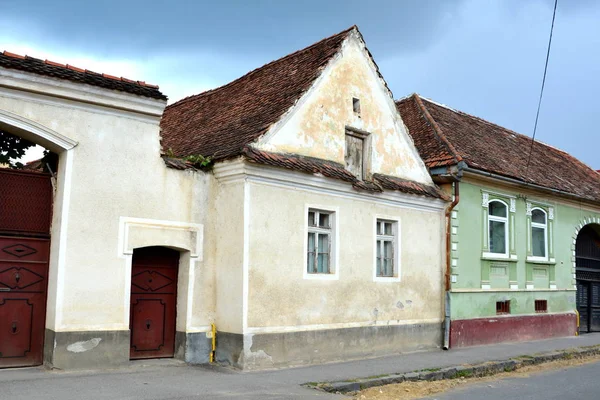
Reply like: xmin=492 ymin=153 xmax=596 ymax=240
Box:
xmin=485 ymin=200 xmax=509 ymax=259
xmin=373 ymin=215 xmax=401 ymax=282
xmin=528 ymin=207 xmax=549 ymax=262
xmin=303 ymin=204 xmax=339 ymax=280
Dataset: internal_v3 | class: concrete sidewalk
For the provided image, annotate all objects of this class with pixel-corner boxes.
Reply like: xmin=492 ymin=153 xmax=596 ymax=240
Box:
xmin=2 ymin=334 xmax=600 ymax=399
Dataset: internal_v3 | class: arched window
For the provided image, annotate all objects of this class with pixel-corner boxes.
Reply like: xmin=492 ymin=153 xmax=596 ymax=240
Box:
xmin=531 ymin=208 xmax=547 ymax=259
xmin=488 ymin=200 xmax=508 ymax=255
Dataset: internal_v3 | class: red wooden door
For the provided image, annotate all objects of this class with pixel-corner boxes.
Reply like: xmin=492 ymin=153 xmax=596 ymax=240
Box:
xmin=130 ymin=247 xmax=179 ymax=359
xmin=0 ymin=237 xmax=50 ymax=368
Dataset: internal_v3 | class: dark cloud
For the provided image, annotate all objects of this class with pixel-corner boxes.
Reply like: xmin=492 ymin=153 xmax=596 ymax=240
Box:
xmin=2 ymin=0 xmax=464 ymax=58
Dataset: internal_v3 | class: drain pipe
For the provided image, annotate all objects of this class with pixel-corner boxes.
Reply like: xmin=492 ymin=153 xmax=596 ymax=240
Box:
xmin=443 ymin=182 xmax=460 ymax=350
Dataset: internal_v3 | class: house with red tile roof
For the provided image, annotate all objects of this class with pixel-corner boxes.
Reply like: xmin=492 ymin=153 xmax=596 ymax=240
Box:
xmin=397 ymin=93 xmax=600 ymax=347
xmin=1 ymin=27 xmax=449 ymax=371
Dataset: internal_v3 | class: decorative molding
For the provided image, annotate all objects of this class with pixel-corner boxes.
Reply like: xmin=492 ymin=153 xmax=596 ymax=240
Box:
xmin=0 ymin=67 xmax=165 ymax=117
xmin=482 ymin=192 xmax=489 ymax=208
xmin=510 ymin=198 xmax=516 ymax=213
xmin=213 ymin=160 xmax=447 ymax=213
xmin=548 ymin=207 xmax=554 ymax=220
xmin=526 ymin=202 xmax=532 ymax=216
xmin=0 ymin=108 xmax=78 ymax=151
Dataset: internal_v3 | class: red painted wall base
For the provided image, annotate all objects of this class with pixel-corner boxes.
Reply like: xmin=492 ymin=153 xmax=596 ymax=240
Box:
xmin=450 ymin=313 xmax=577 ymax=348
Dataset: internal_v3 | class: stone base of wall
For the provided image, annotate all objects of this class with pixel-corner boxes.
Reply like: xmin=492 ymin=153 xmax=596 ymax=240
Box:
xmin=216 ymin=322 xmax=442 ymax=370
xmin=450 ymin=313 xmax=577 ymax=348
xmin=174 ymin=331 xmax=212 ymax=364
xmin=44 ymin=329 xmax=130 ymax=370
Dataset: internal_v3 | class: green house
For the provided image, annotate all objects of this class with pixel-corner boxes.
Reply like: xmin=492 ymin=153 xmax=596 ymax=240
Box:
xmin=398 ymin=94 xmax=600 ymax=347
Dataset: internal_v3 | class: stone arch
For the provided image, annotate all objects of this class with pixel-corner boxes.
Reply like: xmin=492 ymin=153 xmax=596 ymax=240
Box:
xmin=0 ymin=108 xmax=77 ymax=153
xmin=573 ymin=218 xmax=600 ymax=333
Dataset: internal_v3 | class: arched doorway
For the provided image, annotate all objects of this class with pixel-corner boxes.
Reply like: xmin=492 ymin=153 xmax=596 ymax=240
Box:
xmin=130 ymin=246 xmax=180 ymax=359
xmin=575 ymin=224 xmax=600 ymax=333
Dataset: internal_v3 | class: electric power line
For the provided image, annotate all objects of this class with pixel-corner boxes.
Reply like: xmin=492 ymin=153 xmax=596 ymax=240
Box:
xmin=525 ymin=0 xmax=558 ymax=174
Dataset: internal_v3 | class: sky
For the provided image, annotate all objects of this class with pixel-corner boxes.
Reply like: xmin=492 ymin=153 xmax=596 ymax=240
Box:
xmin=1 ymin=0 xmax=598 ymax=169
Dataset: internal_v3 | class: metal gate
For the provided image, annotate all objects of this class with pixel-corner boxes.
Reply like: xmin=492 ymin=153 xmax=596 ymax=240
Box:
xmin=130 ymin=247 xmax=179 ymax=359
xmin=576 ymin=225 xmax=600 ymax=333
xmin=0 ymin=168 xmax=53 ymax=368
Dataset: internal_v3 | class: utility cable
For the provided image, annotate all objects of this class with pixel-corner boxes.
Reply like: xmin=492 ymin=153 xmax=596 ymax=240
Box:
xmin=525 ymin=0 xmax=558 ymax=174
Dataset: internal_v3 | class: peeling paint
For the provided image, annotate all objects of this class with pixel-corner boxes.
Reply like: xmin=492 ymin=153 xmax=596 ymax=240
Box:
xmin=66 ymin=338 xmax=101 ymax=353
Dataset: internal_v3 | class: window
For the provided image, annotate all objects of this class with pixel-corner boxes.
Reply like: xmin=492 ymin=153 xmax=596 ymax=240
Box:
xmin=352 ymin=97 xmax=361 ymax=115
xmin=345 ymin=132 xmax=364 ymax=179
xmin=488 ymin=200 xmax=508 ymax=255
xmin=496 ymin=300 xmax=510 ymax=315
xmin=307 ymin=209 xmax=333 ymax=274
xmin=344 ymin=129 xmax=370 ymax=180
xmin=531 ymin=208 xmax=547 ymax=259
xmin=376 ymin=220 xmax=396 ymax=277
xmin=535 ymin=299 xmax=548 ymax=313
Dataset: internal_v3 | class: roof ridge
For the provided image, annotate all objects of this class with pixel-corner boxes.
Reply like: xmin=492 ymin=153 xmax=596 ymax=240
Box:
xmin=165 ymin=25 xmax=356 ymax=109
xmin=411 ymin=93 xmax=463 ymax=163
xmin=1 ymin=50 xmax=160 ymax=89
xmin=418 ymin=96 xmax=580 ymax=161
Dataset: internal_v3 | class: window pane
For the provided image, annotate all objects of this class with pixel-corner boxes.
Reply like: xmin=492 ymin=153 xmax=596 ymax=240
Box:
xmin=532 ymin=209 xmax=546 ymax=224
xmin=384 ymin=222 xmax=393 ymax=235
xmin=318 ymin=233 xmax=329 ymax=254
xmin=308 ymin=211 xmax=315 ymax=226
xmin=376 ymin=239 xmax=382 ymax=259
xmin=383 ymin=258 xmax=393 ymax=277
xmin=489 ymin=220 xmax=506 ymax=254
xmin=317 ymin=253 xmax=329 ymax=273
xmin=377 ymin=221 xmax=382 ymax=235
xmin=376 ymin=257 xmax=382 ymax=275
xmin=532 ymin=227 xmax=546 ymax=257
xmin=384 ymin=241 xmax=393 ymax=258
xmin=318 ymin=212 xmax=330 ymax=228
xmin=489 ymin=201 xmax=507 ymax=218
xmin=307 ymin=233 xmax=316 ymax=273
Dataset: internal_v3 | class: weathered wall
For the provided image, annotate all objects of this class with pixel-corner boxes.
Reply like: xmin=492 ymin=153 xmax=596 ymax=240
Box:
xmin=449 ymin=175 xmax=600 ymax=321
xmin=0 ymin=75 xmax=220 ymax=368
xmin=255 ymin=33 xmax=432 ymax=185
xmin=246 ymin=181 xmax=445 ymax=329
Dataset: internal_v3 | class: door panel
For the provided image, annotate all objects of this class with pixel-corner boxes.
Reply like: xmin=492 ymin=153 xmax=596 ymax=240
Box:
xmin=0 ymin=237 xmax=49 ymax=368
xmin=130 ymin=247 xmax=178 ymax=360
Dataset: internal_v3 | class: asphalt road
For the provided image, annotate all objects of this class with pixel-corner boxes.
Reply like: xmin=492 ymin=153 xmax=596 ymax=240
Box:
xmin=425 ymin=360 xmax=600 ymax=400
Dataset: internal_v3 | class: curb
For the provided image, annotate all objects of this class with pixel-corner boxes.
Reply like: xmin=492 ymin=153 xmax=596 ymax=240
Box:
xmin=307 ymin=345 xmax=600 ymax=394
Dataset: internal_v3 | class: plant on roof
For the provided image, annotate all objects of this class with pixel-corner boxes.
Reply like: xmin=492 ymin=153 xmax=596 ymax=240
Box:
xmin=184 ymin=154 xmax=213 ymax=169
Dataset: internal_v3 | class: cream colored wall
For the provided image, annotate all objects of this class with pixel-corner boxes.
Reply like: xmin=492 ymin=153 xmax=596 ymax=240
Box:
xmin=0 ymin=82 xmax=218 ymax=334
xmin=246 ymin=181 xmax=445 ymax=330
xmin=255 ymin=33 xmax=432 ymax=185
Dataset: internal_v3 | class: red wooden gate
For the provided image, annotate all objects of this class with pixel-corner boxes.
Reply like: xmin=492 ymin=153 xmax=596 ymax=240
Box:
xmin=0 ymin=237 xmax=50 ymax=368
xmin=0 ymin=169 xmax=53 ymax=368
xmin=130 ymin=247 xmax=179 ymax=359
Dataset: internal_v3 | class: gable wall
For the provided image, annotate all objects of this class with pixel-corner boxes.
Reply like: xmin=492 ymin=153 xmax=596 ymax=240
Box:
xmin=255 ymin=34 xmax=432 ymax=185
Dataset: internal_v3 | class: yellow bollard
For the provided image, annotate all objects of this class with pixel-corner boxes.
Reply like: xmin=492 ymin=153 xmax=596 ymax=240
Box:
xmin=575 ymin=309 xmax=580 ymax=336
xmin=209 ymin=323 xmax=217 ymax=362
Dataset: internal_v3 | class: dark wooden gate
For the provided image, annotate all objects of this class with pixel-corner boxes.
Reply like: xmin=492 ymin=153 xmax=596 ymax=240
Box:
xmin=576 ymin=225 xmax=600 ymax=333
xmin=130 ymin=247 xmax=179 ymax=359
xmin=0 ymin=169 xmax=53 ymax=368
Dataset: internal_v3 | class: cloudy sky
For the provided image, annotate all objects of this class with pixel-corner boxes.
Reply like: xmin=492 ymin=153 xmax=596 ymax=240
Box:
xmin=1 ymin=0 xmax=598 ymax=168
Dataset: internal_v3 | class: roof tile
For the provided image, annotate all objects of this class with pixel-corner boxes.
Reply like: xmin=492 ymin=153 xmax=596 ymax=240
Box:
xmin=397 ymin=94 xmax=600 ymax=203
xmin=160 ymin=26 xmax=357 ymax=160
xmin=0 ymin=51 xmax=166 ymax=100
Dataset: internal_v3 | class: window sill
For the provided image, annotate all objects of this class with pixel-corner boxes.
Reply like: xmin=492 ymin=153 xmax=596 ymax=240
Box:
xmin=373 ymin=276 xmax=401 ymax=283
xmin=303 ymin=273 xmax=339 ymax=281
xmin=526 ymin=257 xmax=556 ymax=265
xmin=481 ymin=253 xmax=518 ymax=262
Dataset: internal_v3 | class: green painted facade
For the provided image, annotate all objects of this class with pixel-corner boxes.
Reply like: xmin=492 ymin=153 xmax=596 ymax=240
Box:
xmin=449 ymin=175 xmax=600 ymax=320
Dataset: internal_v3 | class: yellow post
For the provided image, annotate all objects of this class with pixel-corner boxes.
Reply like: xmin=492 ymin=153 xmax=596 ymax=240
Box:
xmin=209 ymin=323 xmax=217 ymax=362
xmin=575 ymin=309 xmax=580 ymax=336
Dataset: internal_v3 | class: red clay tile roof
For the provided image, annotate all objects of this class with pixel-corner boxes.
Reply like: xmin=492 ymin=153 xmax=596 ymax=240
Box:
xmin=160 ymin=26 xmax=359 ymax=160
xmin=0 ymin=51 xmax=166 ymax=100
xmin=397 ymin=93 xmax=600 ymax=203
xmin=242 ymin=147 xmax=448 ymax=200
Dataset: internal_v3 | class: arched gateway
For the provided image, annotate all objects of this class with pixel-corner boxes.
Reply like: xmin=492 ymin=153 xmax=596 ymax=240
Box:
xmin=576 ymin=224 xmax=600 ymax=333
